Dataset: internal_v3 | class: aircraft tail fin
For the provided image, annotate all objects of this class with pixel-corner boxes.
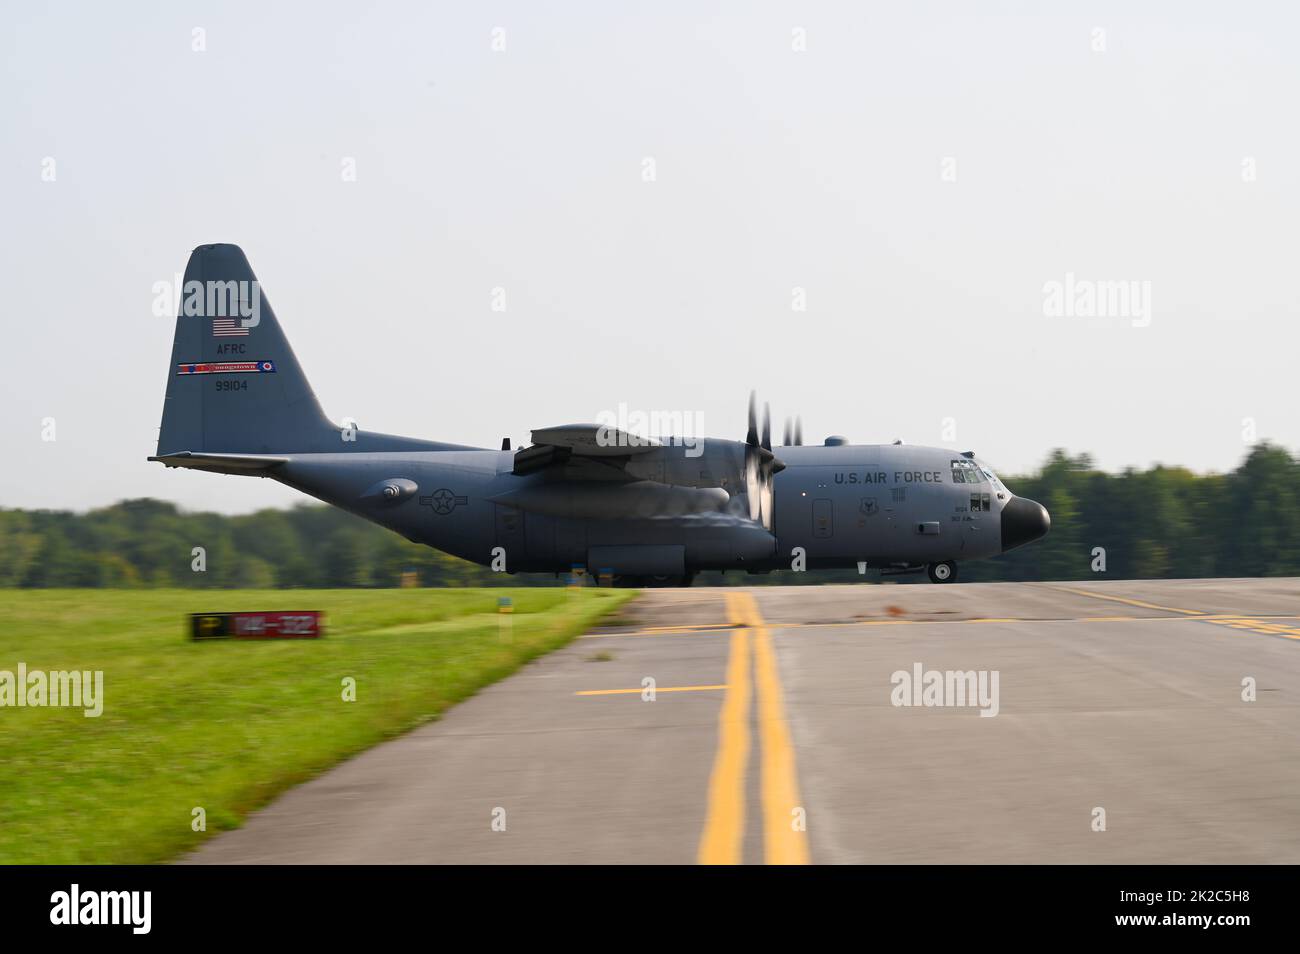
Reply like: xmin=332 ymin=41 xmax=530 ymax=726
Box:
xmin=156 ymin=244 xmax=337 ymax=456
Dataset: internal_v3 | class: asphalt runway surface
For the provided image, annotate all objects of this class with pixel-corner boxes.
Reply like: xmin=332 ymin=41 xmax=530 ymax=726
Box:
xmin=186 ymin=579 xmax=1300 ymax=864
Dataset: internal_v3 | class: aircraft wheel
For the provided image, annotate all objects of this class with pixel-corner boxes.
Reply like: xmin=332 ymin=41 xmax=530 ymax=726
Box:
xmin=927 ymin=561 xmax=957 ymax=584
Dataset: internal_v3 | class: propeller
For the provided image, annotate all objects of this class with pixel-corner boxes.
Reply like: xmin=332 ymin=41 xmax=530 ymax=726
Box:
xmin=744 ymin=392 xmax=785 ymax=531
xmin=782 ymin=416 xmax=804 ymax=447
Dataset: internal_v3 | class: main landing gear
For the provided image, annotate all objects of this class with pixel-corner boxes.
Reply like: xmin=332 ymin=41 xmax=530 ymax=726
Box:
xmin=927 ymin=561 xmax=958 ymax=584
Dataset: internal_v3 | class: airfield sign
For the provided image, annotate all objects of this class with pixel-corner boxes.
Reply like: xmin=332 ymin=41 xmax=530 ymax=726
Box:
xmin=190 ymin=611 xmax=323 ymax=640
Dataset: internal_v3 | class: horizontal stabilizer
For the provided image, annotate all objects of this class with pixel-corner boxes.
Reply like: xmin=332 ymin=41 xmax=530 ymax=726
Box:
xmin=148 ymin=451 xmax=289 ymax=474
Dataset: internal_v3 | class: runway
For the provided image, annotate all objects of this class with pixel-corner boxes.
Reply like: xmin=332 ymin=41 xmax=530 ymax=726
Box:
xmin=186 ymin=579 xmax=1300 ymax=864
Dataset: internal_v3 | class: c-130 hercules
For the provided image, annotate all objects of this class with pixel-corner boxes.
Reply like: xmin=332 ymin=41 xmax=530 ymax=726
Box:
xmin=152 ymin=245 xmax=1049 ymax=585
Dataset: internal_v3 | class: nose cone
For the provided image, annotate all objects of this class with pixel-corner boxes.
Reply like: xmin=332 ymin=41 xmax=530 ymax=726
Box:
xmin=1001 ymin=496 xmax=1050 ymax=552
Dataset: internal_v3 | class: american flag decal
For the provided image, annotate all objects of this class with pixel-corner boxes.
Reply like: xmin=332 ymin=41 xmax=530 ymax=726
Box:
xmin=177 ymin=360 xmax=276 ymax=375
xmin=212 ymin=317 xmax=250 ymax=337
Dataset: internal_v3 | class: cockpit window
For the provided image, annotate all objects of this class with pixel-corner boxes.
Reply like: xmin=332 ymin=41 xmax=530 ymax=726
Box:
xmin=976 ymin=462 xmax=1003 ymax=489
xmin=950 ymin=460 xmax=981 ymax=483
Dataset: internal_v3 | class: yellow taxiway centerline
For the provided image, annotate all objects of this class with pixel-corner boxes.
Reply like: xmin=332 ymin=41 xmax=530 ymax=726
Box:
xmin=697 ymin=599 xmax=752 ymax=865
xmin=696 ymin=593 xmax=810 ymax=865
xmin=735 ymin=592 xmax=811 ymax=865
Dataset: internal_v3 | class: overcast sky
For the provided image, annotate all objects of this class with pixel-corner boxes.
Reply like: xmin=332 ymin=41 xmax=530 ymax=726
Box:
xmin=2 ymin=1 xmax=1297 ymax=514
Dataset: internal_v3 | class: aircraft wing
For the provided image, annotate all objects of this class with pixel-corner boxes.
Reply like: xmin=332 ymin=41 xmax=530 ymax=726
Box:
xmin=513 ymin=424 xmax=659 ymax=476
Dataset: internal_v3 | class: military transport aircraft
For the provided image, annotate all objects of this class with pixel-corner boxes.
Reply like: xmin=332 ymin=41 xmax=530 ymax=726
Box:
xmin=151 ymin=244 xmax=1049 ymax=585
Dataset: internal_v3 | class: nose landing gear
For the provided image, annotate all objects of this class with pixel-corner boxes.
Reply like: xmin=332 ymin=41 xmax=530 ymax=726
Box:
xmin=927 ymin=561 xmax=957 ymax=584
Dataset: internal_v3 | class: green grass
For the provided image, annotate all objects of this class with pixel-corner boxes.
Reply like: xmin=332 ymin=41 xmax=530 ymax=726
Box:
xmin=0 ymin=587 xmax=634 ymax=864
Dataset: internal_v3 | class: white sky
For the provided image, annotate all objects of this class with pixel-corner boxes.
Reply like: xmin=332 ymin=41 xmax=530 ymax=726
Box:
xmin=2 ymin=1 xmax=1297 ymax=514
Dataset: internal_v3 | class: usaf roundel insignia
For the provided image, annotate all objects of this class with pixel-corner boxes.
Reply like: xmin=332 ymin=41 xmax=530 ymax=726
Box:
xmin=419 ymin=488 xmax=468 ymax=515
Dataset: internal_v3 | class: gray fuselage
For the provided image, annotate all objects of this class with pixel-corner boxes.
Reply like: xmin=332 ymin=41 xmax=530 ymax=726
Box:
xmin=268 ymin=441 xmax=1031 ymax=577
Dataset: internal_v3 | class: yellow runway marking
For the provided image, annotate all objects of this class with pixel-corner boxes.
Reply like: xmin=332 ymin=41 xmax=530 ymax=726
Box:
xmin=679 ymin=591 xmax=1300 ymax=863
xmin=1050 ymin=585 xmax=1205 ymax=616
xmin=574 ymin=684 xmax=728 ymax=696
xmin=1051 ymin=585 xmax=1300 ymax=641
xmin=697 ymin=608 xmax=751 ymax=865
xmin=638 ymin=623 xmax=733 ymax=633
xmin=1204 ymin=618 xmax=1300 ymax=641
xmin=734 ymin=592 xmax=811 ymax=865
xmin=580 ymin=625 xmax=735 ymax=639
xmin=582 ymin=613 xmax=1300 ymax=641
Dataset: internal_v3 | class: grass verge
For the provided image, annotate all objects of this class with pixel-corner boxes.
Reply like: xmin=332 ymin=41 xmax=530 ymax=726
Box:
xmin=0 ymin=587 xmax=634 ymax=863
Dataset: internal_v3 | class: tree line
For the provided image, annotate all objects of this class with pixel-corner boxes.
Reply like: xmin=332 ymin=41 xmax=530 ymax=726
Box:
xmin=1 ymin=444 xmax=1295 ymax=588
